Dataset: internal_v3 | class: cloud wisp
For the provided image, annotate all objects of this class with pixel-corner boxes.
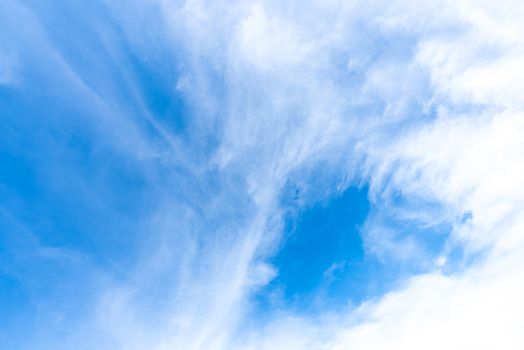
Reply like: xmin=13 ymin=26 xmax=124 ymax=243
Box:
xmin=1 ymin=0 xmax=524 ymax=349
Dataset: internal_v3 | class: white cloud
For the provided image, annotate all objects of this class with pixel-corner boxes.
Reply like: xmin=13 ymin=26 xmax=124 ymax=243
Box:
xmin=108 ymin=0 xmax=524 ymax=346
xmin=327 ymin=253 xmax=524 ymax=350
xmin=4 ymin=0 xmax=524 ymax=349
xmin=225 ymin=0 xmax=524 ymax=348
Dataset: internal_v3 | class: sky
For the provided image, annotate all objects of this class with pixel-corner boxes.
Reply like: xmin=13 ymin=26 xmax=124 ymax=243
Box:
xmin=1 ymin=0 xmax=524 ymax=349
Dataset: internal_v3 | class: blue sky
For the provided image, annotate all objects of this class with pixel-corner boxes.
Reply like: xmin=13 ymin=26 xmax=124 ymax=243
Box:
xmin=2 ymin=1 xmax=524 ymax=349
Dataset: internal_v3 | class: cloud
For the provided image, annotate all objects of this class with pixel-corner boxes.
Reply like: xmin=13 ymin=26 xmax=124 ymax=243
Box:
xmin=227 ymin=1 xmax=524 ymax=349
xmin=2 ymin=0 xmax=524 ymax=349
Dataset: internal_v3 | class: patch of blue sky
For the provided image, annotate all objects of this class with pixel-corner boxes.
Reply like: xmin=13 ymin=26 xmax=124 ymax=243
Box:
xmin=0 ymin=3 xmax=199 ymax=344
xmin=271 ymin=186 xmax=369 ymax=301
xmin=0 ymin=208 xmax=105 ymax=349
xmin=254 ymin=185 xmax=367 ymax=314
xmin=255 ymin=183 xmax=458 ymax=315
xmin=1 ymin=82 xmax=152 ymax=263
xmin=129 ymin=52 xmax=187 ymax=135
xmin=0 ymin=0 xmax=199 ymax=258
xmin=0 ymin=14 xmax=259 ymax=341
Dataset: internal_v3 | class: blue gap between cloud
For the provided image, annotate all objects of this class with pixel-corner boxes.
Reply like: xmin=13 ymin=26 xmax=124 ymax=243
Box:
xmin=254 ymin=183 xmax=461 ymax=316
xmin=256 ymin=185 xmax=372 ymax=312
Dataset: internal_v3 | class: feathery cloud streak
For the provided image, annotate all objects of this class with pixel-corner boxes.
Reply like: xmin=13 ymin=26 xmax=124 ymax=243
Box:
xmin=1 ymin=0 xmax=524 ymax=349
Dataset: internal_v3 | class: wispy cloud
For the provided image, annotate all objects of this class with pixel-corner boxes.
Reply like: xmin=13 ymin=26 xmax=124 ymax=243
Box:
xmin=1 ymin=0 xmax=523 ymax=349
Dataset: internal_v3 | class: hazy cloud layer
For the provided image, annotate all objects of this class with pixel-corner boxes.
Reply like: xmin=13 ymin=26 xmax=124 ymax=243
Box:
xmin=1 ymin=0 xmax=523 ymax=349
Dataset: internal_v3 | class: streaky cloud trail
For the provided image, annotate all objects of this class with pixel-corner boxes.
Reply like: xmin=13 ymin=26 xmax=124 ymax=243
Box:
xmin=1 ymin=0 xmax=524 ymax=349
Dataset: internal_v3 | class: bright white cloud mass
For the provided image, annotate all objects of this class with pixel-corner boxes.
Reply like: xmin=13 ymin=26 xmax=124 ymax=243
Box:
xmin=1 ymin=0 xmax=524 ymax=349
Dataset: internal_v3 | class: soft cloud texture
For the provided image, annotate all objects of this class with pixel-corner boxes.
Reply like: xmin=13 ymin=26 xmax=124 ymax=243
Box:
xmin=1 ymin=0 xmax=523 ymax=349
